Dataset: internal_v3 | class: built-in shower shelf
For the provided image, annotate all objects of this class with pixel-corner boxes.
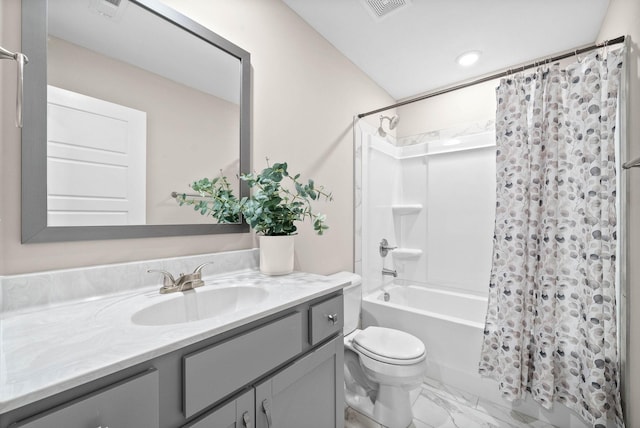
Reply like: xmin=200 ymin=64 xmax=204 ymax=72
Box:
xmin=391 ymin=204 xmax=422 ymax=215
xmin=391 ymin=248 xmax=422 ymax=259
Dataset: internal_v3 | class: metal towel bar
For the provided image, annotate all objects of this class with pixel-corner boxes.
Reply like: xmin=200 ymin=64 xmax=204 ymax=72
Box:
xmin=171 ymin=191 xmax=208 ymax=199
xmin=0 ymin=45 xmax=28 ymax=128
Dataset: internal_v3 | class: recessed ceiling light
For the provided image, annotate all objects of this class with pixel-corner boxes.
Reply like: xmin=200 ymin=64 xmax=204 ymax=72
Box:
xmin=456 ymin=51 xmax=481 ymax=67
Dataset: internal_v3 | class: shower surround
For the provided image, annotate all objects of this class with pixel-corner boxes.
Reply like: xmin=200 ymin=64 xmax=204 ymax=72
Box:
xmin=355 ymin=120 xmax=496 ymax=296
xmin=355 ymin=120 xmax=591 ymax=428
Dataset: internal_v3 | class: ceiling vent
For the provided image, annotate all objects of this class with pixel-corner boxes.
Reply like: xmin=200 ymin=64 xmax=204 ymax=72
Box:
xmin=361 ymin=0 xmax=411 ymax=21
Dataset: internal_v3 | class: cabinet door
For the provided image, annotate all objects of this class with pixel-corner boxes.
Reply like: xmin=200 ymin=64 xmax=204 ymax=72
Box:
xmin=12 ymin=369 xmax=158 ymax=428
xmin=182 ymin=389 xmax=254 ymax=428
xmin=255 ymin=336 xmax=344 ymax=428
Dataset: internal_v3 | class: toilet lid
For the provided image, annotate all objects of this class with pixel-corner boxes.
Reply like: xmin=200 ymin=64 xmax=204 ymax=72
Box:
xmin=353 ymin=326 xmax=426 ymax=365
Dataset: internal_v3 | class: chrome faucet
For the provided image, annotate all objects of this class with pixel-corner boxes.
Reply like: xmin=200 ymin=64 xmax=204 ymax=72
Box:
xmin=148 ymin=262 xmax=213 ymax=294
xmin=382 ymin=268 xmax=397 ymax=277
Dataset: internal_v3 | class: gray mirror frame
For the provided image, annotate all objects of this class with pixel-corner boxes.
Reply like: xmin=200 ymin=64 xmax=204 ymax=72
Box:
xmin=21 ymin=0 xmax=250 ymax=243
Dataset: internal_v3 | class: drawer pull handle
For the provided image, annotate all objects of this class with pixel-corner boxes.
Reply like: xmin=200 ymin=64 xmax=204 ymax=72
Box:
xmin=242 ymin=410 xmax=253 ymax=428
xmin=327 ymin=313 xmax=339 ymax=324
xmin=262 ymin=398 xmax=273 ymax=428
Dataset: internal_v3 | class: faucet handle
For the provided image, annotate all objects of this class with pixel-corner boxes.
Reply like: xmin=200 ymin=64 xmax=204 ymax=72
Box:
xmin=147 ymin=269 xmax=176 ymax=288
xmin=379 ymin=238 xmax=397 ymax=257
xmin=192 ymin=262 xmax=214 ymax=276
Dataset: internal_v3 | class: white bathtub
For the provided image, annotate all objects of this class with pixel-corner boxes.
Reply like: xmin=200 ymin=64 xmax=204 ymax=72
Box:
xmin=361 ymin=282 xmax=487 ymax=390
xmin=361 ymin=281 xmax=590 ymax=428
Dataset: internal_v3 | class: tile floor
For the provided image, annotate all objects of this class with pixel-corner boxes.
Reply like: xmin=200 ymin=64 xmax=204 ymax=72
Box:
xmin=345 ymin=379 xmax=558 ymax=428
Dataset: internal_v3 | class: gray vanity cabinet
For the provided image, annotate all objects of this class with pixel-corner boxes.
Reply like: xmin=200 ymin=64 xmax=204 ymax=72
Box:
xmin=188 ymin=335 xmax=343 ymax=428
xmin=183 ymin=294 xmax=344 ymax=428
xmin=11 ymin=369 xmax=159 ymax=428
xmin=255 ymin=336 xmax=344 ymax=428
xmin=183 ymin=312 xmax=303 ymax=418
xmin=2 ymin=291 xmax=344 ymax=428
xmin=182 ymin=389 xmax=254 ymax=428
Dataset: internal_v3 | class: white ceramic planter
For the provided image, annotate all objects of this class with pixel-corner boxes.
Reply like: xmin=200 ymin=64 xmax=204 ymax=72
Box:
xmin=259 ymin=235 xmax=294 ymax=275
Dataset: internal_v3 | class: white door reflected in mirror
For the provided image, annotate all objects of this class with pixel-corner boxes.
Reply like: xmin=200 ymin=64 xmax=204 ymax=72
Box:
xmin=47 ymin=86 xmax=146 ymax=226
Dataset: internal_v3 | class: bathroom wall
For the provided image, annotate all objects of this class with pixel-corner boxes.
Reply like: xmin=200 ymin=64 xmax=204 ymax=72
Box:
xmin=396 ymin=80 xmax=497 ymax=137
xmin=422 ymin=142 xmax=495 ymax=293
xmin=358 ymin=124 xmax=496 ymax=296
xmin=598 ymin=0 xmax=640 ymax=425
xmin=0 ymin=0 xmax=393 ymax=275
xmin=357 ymin=124 xmax=399 ymax=293
xmin=394 ymin=81 xmax=499 ymax=294
xmin=396 ymin=155 xmax=428 ymax=284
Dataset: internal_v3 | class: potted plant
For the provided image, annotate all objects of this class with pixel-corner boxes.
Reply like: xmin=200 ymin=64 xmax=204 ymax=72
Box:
xmin=176 ymin=161 xmax=332 ymax=275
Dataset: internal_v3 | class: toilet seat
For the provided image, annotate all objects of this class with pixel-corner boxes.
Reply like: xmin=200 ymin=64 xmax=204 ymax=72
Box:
xmin=353 ymin=326 xmax=426 ymax=365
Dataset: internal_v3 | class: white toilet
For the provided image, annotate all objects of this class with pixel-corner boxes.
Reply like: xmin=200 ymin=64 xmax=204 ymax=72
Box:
xmin=337 ymin=272 xmax=427 ymax=428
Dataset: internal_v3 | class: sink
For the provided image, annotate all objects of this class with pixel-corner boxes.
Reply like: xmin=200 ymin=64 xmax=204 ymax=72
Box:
xmin=132 ymin=286 xmax=268 ymax=326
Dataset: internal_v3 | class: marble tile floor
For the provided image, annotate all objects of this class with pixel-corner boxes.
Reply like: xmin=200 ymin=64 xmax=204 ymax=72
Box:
xmin=345 ymin=379 xmax=558 ymax=428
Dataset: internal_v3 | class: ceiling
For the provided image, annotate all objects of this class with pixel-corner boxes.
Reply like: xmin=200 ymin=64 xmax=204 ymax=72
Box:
xmin=49 ymin=0 xmax=241 ymax=104
xmin=282 ymin=0 xmax=611 ymax=100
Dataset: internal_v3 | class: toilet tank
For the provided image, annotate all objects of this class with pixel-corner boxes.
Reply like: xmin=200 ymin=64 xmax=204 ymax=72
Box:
xmin=329 ymin=272 xmax=362 ymax=335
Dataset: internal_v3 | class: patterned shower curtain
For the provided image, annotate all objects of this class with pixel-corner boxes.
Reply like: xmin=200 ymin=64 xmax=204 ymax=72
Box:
xmin=479 ymin=48 xmax=624 ymax=428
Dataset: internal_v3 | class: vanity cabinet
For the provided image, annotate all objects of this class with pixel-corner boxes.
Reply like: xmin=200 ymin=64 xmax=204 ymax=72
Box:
xmin=185 ymin=335 xmax=343 ymax=428
xmin=11 ymin=370 xmax=159 ymax=428
xmin=309 ymin=294 xmax=343 ymax=345
xmin=2 ymin=291 xmax=344 ymax=428
xmin=255 ymin=336 xmax=343 ymax=428
xmin=183 ymin=312 xmax=303 ymax=418
xmin=182 ymin=389 xmax=254 ymax=428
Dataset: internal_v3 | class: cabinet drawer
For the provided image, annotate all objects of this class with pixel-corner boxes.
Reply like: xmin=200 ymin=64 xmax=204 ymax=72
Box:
xmin=309 ymin=294 xmax=343 ymax=345
xmin=13 ymin=369 xmax=158 ymax=428
xmin=183 ymin=312 xmax=303 ymax=418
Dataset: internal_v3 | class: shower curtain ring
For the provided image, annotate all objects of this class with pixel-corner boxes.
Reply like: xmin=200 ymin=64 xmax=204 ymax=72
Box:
xmin=574 ymin=49 xmax=582 ymax=63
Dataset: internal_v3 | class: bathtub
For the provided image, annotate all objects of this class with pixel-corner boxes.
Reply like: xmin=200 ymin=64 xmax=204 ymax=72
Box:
xmin=361 ymin=282 xmax=487 ymax=393
xmin=361 ymin=281 xmax=590 ymax=428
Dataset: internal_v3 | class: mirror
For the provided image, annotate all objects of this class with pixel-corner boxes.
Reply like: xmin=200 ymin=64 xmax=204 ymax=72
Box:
xmin=21 ymin=0 xmax=251 ymax=242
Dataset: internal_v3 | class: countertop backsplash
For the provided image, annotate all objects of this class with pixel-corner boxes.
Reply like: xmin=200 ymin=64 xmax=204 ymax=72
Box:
xmin=0 ymin=249 xmax=260 ymax=314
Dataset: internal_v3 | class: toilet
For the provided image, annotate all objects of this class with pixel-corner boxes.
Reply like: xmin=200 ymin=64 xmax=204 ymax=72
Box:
xmin=335 ymin=272 xmax=427 ymax=428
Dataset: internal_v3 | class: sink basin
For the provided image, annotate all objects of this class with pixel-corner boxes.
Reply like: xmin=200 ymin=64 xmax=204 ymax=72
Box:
xmin=132 ymin=286 xmax=268 ymax=326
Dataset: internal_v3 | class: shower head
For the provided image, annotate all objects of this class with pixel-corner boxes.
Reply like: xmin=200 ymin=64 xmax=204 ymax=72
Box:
xmin=378 ymin=115 xmax=399 ymax=137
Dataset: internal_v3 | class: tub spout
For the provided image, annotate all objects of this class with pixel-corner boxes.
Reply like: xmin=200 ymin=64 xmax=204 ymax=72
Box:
xmin=382 ymin=268 xmax=397 ymax=277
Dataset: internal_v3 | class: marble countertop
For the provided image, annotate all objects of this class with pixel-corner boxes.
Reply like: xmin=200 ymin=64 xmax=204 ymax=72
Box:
xmin=0 ymin=269 xmax=346 ymax=414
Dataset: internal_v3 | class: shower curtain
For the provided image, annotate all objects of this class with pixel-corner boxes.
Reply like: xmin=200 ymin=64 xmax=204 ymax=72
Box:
xmin=479 ymin=48 xmax=624 ymax=428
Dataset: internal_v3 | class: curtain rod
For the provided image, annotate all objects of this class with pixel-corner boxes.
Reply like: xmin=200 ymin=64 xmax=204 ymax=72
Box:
xmin=357 ymin=35 xmax=626 ymax=119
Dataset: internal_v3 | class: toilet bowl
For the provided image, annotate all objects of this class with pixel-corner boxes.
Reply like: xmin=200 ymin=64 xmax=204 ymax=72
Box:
xmin=332 ymin=272 xmax=427 ymax=428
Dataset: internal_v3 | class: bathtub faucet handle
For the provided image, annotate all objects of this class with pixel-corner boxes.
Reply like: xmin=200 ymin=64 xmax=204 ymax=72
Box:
xmin=379 ymin=238 xmax=397 ymax=257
